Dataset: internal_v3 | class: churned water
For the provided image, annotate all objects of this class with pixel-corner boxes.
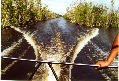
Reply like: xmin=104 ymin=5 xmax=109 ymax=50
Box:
xmin=1 ymin=17 xmax=118 ymax=81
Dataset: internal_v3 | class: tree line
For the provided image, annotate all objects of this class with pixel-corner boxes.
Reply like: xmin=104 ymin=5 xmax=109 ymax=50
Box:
xmin=2 ymin=0 xmax=119 ymax=28
xmin=2 ymin=0 xmax=61 ymax=28
xmin=63 ymin=0 xmax=119 ymax=27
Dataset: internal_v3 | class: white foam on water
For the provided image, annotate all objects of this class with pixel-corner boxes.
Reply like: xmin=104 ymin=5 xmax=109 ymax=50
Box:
xmin=10 ymin=26 xmax=39 ymax=59
xmin=1 ymin=38 xmax=23 ymax=56
xmin=10 ymin=26 xmax=100 ymax=81
xmin=89 ymin=41 xmax=118 ymax=80
xmin=72 ymin=28 xmax=99 ymax=63
xmin=48 ymin=69 xmax=57 ymax=81
xmin=2 ymin=46 xmax=31 ymax=75
xmin=10 ymin=26 xmax=56 ymax=80
xmin=23 ymin=33 xmax=38 ymax=59
xmin=10 ymin=26 xmax=25 ymax=34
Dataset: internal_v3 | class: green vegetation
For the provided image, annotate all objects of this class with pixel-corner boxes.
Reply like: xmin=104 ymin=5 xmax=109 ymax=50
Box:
xmin=2 ymin=0 xmax=118 ymax=28
xmin=2 ymin=0 xmax=61 ymax=28
xmin=64 ymin=0 xmax=119 ymax=27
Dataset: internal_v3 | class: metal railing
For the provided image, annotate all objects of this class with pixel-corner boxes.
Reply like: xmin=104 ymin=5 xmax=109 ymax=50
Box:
xmin=1 ymin=56 xmax=118 ymax=81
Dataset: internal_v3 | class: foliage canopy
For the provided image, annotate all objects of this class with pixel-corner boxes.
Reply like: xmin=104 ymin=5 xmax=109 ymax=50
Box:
xmin=2 ymin=0 xmax=61 ymax=28
xmin=64 ymin=0 xmax=119 ymax=27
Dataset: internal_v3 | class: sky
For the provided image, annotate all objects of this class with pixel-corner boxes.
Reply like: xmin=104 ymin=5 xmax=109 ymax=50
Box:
xmin=41 ymin=0 xmax=119 ymax=15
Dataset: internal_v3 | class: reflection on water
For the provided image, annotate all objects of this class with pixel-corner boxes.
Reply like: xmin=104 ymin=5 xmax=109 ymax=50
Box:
xmin=1 ymin=18 xmax=118 ymax=81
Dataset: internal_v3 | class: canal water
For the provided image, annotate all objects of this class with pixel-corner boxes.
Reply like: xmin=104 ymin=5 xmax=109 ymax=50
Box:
xmin=1 ymin=17 xmax=118 ymax=81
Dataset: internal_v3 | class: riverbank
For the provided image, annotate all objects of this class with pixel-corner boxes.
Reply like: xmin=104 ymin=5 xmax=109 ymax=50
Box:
xmin=1 ymin=0 xmax=62 ymax=29
xmin=63 ymin=1 xmax=119 ymax=28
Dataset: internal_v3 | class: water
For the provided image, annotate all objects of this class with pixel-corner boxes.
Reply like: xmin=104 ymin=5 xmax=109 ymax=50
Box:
xmin=1 ymin=17 xmax=118 ymax=81
xmin=72 ymin=27 xmax=118 ymax=81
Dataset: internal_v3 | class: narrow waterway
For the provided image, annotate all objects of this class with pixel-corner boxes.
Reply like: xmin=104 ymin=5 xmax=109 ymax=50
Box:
xmin=1 ymin=17 xmax=118 ymax=81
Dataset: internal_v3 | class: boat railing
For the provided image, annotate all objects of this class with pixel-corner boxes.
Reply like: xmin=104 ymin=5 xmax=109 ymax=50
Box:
xmin=1 ymin=56 xmax=118 ymax=81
